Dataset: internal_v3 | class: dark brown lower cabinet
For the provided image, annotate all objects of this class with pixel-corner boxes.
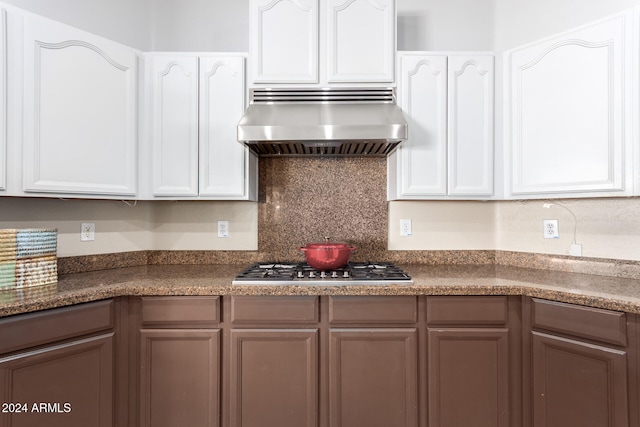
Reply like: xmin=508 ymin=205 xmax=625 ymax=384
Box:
xmin=426 ymin=296 xmax=521 ymax=427
xmin=428 ymin=328 xmax=509 ymax=427
xmin=329 ymin=328 xmax=418 ymax=427
xmin=526 ymin=298 xmax=631 ymax=427
xmin=531 ymin=331 xmax=628 ymax=427
xmin=137 ymin=296 xmax=221 ymax=427
xmin=139 ymin=329 xmax=220 ymax=427
xmin=229 ymin=329 xmax=318 ymax=427
xmin=0 ymin=300 xmax=115 ymax=427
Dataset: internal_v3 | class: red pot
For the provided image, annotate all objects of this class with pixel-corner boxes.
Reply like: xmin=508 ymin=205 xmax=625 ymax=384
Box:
xmin=299 ymin=238 xmax=356 ymax=270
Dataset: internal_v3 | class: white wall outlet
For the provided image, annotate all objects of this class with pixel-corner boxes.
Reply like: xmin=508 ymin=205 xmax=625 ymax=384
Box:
xmin=217 ymin=220 xmax=229 ymax=238
xmin=81 ymin=223 xmax=95 ymax=241
xmin=400 ymin=219 xmax=412 ymax=237
xmin=543 ymin=220 xmax=559 ymax=239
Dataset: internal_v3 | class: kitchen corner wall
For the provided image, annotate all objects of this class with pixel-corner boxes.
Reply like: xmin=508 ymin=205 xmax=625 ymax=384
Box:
xmin=0 ymin=197 xmax=258 ymax=257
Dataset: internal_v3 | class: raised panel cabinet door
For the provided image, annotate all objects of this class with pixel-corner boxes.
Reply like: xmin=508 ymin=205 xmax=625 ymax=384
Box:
xmin=531 ymin=331 xmax=628 ymax=427
xmin=326 ymin=0 xmax=395 ymax=82
xmin=447 ymin=55 xmax=494 ymax=196
xmin=329 ymin=328 xmax=418 ymax=427
xmin=148 ymin=55 xmax=199 ymax=196
xmin=427 ymin=328 xmax=509 ymax=427
xmin=199 ymin=55 xmax=249 ymax=198
xmin=139 ymin=329 xmax=220 ymax=427
xmin=506 ymin=10 xmax=633 ymax=197
xmin=0 ymin=333 xmax=113 ymax=427
xmin=230 ymin=329 xmax=318 ymax=427
xmin=391 ymin=54 xmax=447 ymax=198
xmin=250 ymin=0 xmax=318 ymax=83
xmin=22 ymin=13 xmax=137 ymax=196
xmin=0 ymin=8 xmax=5 ymax=192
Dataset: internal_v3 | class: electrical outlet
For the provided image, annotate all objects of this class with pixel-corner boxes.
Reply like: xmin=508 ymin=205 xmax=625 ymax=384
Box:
xmin=81 ymin=223 xmax=95 ymax=241
xmin=543 ymin=220 xmax=559 ymax=239
xmin=217 ymin=221 xmax=229 ymax=238
xmin=400 ymin=219 xmax=412 ymax=237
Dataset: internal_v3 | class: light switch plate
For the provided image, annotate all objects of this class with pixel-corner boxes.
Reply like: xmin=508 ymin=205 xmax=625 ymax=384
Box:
xmin=217 ymin=221 xmax=229 ymax=238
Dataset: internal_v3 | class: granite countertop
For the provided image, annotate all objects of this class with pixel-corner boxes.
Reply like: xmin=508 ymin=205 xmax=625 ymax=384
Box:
xmin=1 ymin=263 xmax=640 ymax=317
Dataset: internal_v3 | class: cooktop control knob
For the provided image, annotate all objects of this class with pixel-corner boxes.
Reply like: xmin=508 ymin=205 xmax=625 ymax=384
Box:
xmin=343 ymin=271 xmax=350 ymax=278
xmin=297 ymin=271 xmax=304 ymax=278
xmin=320 ymin=271 xmax=327 ymax=278
xmin=331 ymin=271 xmax=338 ymax=278
xmin=309 ymin=271 xmax=316 ymax=278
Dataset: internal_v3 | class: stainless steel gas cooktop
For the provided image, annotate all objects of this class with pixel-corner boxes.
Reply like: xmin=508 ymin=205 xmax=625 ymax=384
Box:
xmin=232 ymin=262 xmax=413 ymax=286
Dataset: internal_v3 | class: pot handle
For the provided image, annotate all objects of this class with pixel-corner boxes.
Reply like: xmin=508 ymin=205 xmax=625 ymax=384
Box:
xmin=299 ymin=247 xmax=308 ymax=252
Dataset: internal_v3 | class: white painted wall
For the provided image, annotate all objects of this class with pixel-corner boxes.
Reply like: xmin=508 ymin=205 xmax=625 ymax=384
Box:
xmin=0 ymin=0 xmax=154 ymax=50
xmin=493 ymin=0 xmax=640 ymax=50
xmin=0 ymin=198 xmax=258 ymax=256
xmin=150 ymin=0 xmax=249 ymax=51
xmin=388 ymin=201 xmax=496 ymax=250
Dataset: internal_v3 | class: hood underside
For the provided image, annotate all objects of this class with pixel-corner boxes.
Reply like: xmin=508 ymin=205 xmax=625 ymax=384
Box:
xmin=237 ymin=88 xmax=408 ymax=157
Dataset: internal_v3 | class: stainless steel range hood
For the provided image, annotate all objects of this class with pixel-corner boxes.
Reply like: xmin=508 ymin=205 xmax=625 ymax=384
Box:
xmin=237 ymin=88 xmax=408 ymax=157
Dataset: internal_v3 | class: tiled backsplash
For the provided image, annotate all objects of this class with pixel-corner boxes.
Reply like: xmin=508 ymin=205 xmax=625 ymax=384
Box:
xmin=258 ymin=156 xmax=388 ymax=262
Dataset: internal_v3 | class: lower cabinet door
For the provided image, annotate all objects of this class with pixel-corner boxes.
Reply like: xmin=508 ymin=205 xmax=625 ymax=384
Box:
xmin=139 ymin=329 xmax=220 ymax=427
xmin=230 ymin=329 xmax=318 ymax=427
xmin=427 ymin=328 xmax=509 ymax=427
xmin=0 ymin=333 xmax=113 ymax=427
xmin=532 ymin=331 xmax=628 ymax=427
xmin=329 ymin=328 xmax=418 ymax=427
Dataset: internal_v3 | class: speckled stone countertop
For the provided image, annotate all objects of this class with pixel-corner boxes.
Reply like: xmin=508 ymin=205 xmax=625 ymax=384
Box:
xmin=1 ymin=263 xmax=640 ymax=317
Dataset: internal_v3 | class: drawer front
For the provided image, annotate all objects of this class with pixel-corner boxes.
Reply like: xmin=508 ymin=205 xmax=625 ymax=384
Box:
xmin=142 ymin=296 xmax=220 ymax=326
xmin=531 ymin=298 xmax=626 ymax=346
xmin=231 ymin=296 xmax=319 ymax=324
xmin=427 ymin=296 xmax=508 ymax=326
xmin=0 ymin=299 xmax=114 ymax=355
xmin=329 ymin=296 xmax=418 ymax=324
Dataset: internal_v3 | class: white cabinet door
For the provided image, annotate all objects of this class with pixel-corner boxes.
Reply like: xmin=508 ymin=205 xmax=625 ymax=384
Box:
xmin=0 ymin=8 xmax=5 ymax=192
xmin=448 ymin=55 xmax=493 ymax=196
xmin=199 ymin=55 xmax=250 ymax=198
xmin=389 ymin=53 xmax=494 ymax=200
xmin=148 ymin=56 xmax=199 ymax=196
xmin=250 ymin=0 xmax=318 ymax=83
xmin=326 ymin=0 xmax=395 ymax=83
xmin=506 ymin=11 xmax=633 ymax=197
xmin=393 ymin=54 xmax=447 ymax=197
xmin=22 ymin=14 xmax=138 ymax=196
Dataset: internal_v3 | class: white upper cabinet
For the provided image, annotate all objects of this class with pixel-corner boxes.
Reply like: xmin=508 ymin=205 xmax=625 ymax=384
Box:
xmin=388 ymin=52 xmax=494 ymax=200
xmin=21 ymin=12 xmax=138 ymax=196
xmin=505 ymin=10 xmax=635 ymax=198
xmin=148 ymin=56 xmax=199 ymax=196
xmin=144 ymin=53 xmax=257 ymax=201
xmin=249 ymin=0 xmax=395 ymax=86
xmin=447 ymin=55 xmax=494 ymax=196
xmin=326 ymin=0 xmax=395 ymax=83
xmin=250 ymin=0 xmax=318 ymax=83
xmin=199 ymin=55 xmax=254 ymax=198
xmin=392 ymin=54 xmax=447 ymax=197
xmin=0 ymin=8 xmax=5 ymax=192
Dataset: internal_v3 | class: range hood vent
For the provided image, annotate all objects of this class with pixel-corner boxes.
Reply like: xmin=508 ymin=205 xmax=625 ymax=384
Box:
xmin=237 ymin=88 xmax=408 ymax=157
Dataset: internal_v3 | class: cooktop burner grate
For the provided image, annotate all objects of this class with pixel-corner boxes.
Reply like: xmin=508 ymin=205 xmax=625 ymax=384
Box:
xmin=232 ymin=262 xmax=413 ymax=285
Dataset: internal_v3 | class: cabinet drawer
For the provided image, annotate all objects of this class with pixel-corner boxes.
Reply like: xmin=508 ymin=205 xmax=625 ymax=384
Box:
xmin=427 ymin=296 xmax=508 ymax=325
xmin=141 ymin=296 xmax=220 ymax=327
xmin=0 ymin=300 xmax=114 ymax=355
xmin=329 ymin=296 xmax=417 ymax=324
xmin=231 ymin=296 xmax=319 ymax=324
xmin=531 ymin=298 xmax=626 ymax=346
